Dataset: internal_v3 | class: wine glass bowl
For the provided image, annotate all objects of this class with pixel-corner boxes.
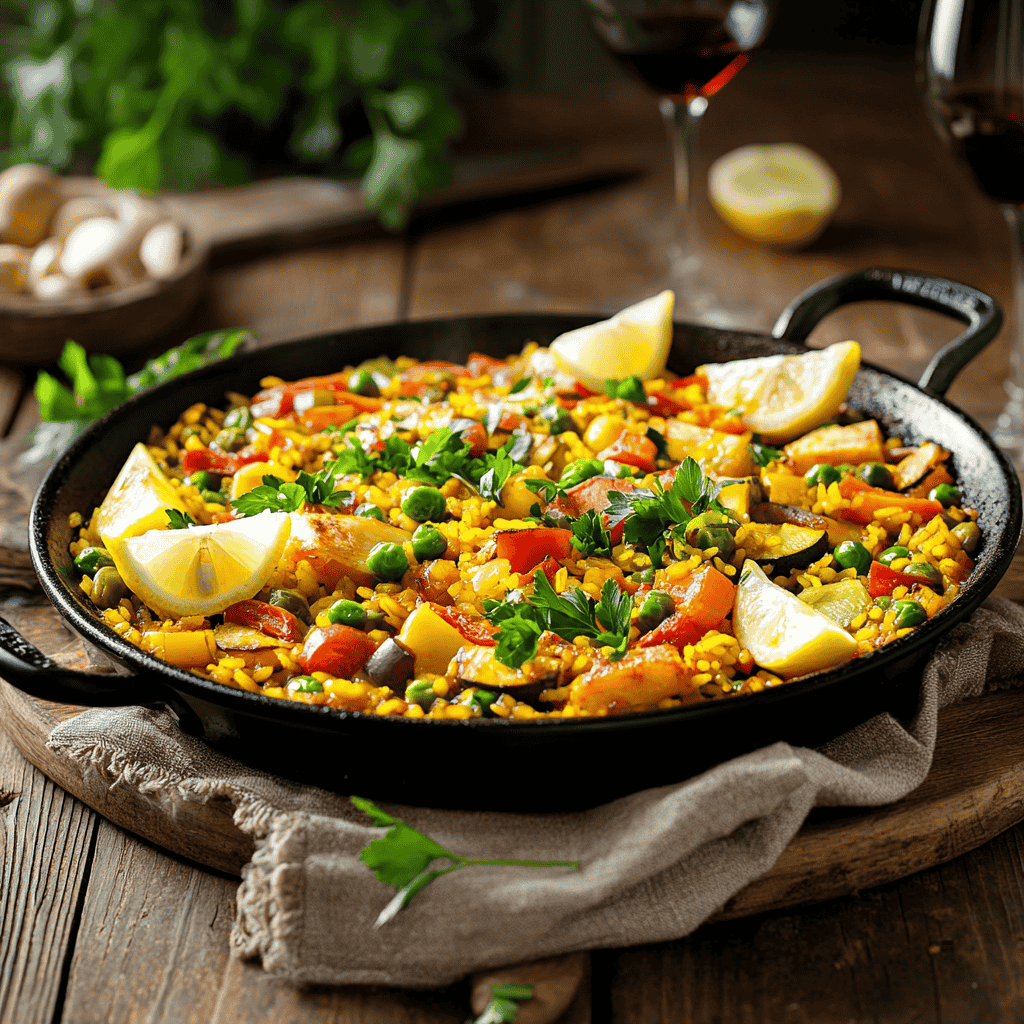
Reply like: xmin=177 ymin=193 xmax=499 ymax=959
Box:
xmin=582 ymin=1 xmax=776 ymax=327
xmin=918 ymin=0 xmax=1024 ymax=465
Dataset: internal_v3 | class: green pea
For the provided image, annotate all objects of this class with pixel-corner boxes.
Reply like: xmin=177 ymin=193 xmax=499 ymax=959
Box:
xmin=187 ymin=469 xmax=218 ymax=492
xmin=290 ymin=675 xmax=324 ymax=693
xmin=695 ymin=527 xmax=735 ymax=558
xmin=411 ymin=523 xmax=447 ymax=561
xmin=348 ymin=369 xmax=381 ymax=398
xmin=466 ymin=688 xmax=496 ymax=714
xmin=201 ymin=489 xmax=226 ymax=504
xmin=873 ymin=595 xmax=892 ymax=609
xmin=223 ymin=406 xmax=254 ymax=432
xmin=952 ymin=521 xmax=981 ymax=554
xmin=804 ymin=463 xmax=841 ymax=487
xmin=366 ymin=542 xmax=409 ymax=581
xmin=636 ymin=590 xmax=675 ymax=633
xmin=559 ymin=459 xmax=605 ymax=490
xmin=355 ymin=502 xmax=384 ymax=521
xmin=901 ymin=561 xmax=943 ymax=587
xmin=878 ymin=545 xmax=910 ymax=567
xmin=836 ymin=463 xmax=855 ymax=476
xmin=401 ymin=486 xmax=447 ymax=522
xmin=892 ymin=599 xmax=926 ymax=629
xmin=856 ymin=462 xmax=894 ymax=489
xmin=91 ymin=566 xmax=130 ymax=609
xmin=326 ymin=599 xmax=367 ymax=628
xmin=269 ymin=588 xmax=312 ymax=625
xmin=74 ymin=546 xmax=114 ymax=577
xmin=929 ymin=483 xmax=962 ymax=507
xmin=614 ymin=376 xmax=647 ymax=403
xmin=213 ymin=426 xmax=247 ymax=453
xmin=628 ymin=567 xmax=657 ymax=585
xmin=833 ymin=540 xmax=871 ymax=576
xmin=540 ymin=405 xmax=574 ymax=435
xmin=405 ymin=679 xmax=437 ymax=710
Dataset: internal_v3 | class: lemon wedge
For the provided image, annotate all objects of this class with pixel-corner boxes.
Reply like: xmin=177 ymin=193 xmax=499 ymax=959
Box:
xmin=700 ymin=340 xmax=860 ymax=444
xmin=105 ymin=512 xmax=291 ymax=619
xmin=733 ymin=560 xmax=857 ymax=679
xmin=550 ymin=290 xmax=674 ymax=391
xmin=95 ymin=443 xmax=191 ymax=545
xmin=708 ymin=144 xmax=840 ymax=248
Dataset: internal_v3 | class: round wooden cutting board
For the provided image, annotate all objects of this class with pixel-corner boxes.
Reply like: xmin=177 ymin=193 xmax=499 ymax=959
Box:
xmin=0 ymin=603 xmax=1022 ymax=918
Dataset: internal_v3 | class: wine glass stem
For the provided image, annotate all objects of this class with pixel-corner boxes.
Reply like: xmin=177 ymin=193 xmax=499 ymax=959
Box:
xmin=994 ymin=203 xmax=1024 ymax=465
xmin=660 ymin=94 xmax=709 ymax=287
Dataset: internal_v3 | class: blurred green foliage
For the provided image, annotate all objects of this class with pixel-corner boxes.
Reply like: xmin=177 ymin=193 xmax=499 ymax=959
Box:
xmin=0 ymin=0 xmax=473 ymax=228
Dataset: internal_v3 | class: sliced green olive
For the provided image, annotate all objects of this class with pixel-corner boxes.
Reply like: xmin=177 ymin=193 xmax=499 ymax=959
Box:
xmin=892 ymin=599 xmax=926 ymax=629
xmin=856 ymin=462 xmax=894 ymax=489
xmin=833 ymin=540 xmax=871 ymax=575
xmin=91 ymin=566 xmax=130 ymax=609
xmin=804 ymin=463 xmax=841 ymax=487
xmin=223 ymin=406 xmax=254 ymax=432
xmin=952 ymin=521 xmax=981 ymax=554
xmin=213 ymin=426 xmax=247 ymax=452
xmin=268 ymin=588 xmax=312 ymax=625
xmin=928 ymin=483 xmax=962 ymax=507
xmin=74 ymin=546 xmax=114 ymax=577
xmin=635 ymin=591 xmax=675 ymax=633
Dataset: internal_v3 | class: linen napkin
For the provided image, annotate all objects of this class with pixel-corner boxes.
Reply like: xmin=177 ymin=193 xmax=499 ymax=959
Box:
xmin=45 ymin=596 xmax=1024 ymax=989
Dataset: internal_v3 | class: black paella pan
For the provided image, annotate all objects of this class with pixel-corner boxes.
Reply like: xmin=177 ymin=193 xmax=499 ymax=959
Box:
xmin=0 ymin=267 xmax=1019 ymax=811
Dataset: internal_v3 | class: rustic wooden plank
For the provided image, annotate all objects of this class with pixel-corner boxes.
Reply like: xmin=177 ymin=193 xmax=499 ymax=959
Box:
xmin=600 ymin=819 xmax=1024 ymax=1022
xmin=0 ymin=725 xmax=95 ymax=1024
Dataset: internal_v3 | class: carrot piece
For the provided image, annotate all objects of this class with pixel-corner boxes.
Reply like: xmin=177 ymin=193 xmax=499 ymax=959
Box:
xmin=597 ymin=432 xmax=658 ymax=473
xmin=637 ymin=564 xmax=736 ymax=648
xmin=298 ymin=403 xmax=358 ymax=431
xmin=544 ymin=476 xmax=636 ymax=544
xmin=224 ymin=600 xmax=307 ymax=642
xmin=299 ymin=624 xmax=376 ymax=677
xmin=435 ymin=605 xmax=498 ymax=646
xmin=837 ymin=478 xmax=944 ymax=525
xmin=495 ymin=528 xmax=573 ymax=574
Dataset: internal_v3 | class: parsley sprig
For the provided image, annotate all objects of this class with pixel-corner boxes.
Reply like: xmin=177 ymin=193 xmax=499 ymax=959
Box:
xmin=569 ymin=509 xmax=613 ymax=558
xmin=604 ymin=457 xmax=725 ymax=568
xmin=165 ymin=509 xmax=197 ymax=529
xmin=749 ymin=434 xmax=785 ymax=467
xmin=484 ymin=571 xmax=632 ymax=669
xmin=352 ymin=797 xmax=579 ymax=927
xmin=231 ymin=462 xmax=353 ymax=517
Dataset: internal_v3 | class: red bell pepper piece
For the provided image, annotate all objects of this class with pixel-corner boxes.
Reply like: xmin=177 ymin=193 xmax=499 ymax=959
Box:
xmin=647 ymin=391 xmax=689 ymax=417
xmin=837 ymin=477 xmax=944 ymax=525
xmin=180 ymin=447 xmax=266 ymax=478
xmin=435 ymin=605 xmax=497 ymax=646
xmin=536 ymin=556 xmax=562 ymax=586
xmin=299 ymin=624 xmax=376 ymax=677
xmin=597 ymin=432 xmax=658 ymax=473
xmin=298 ymin=403 xmax=358 ymax=431
xmin=458 ymin=421 xmax=488 ymax=458
xmin=496 ymin=410 xmax=526 ymax=432
xmin=670 ymin=373 xmax=708 ymax=390
xmin=866 ymin=561 xmax=931 ymax=598
xmin=544 ymin=476 xmax=636 ymax=545
xmin=495 ymin=527 xmax=574 ymax=574
xmin=637 ymin=564 xmax=736 ymax=648
xmin=393 ymin=361 xmax=464 ymax=398
xmin=251 ymin=375 xmax=384 ymax=418
xmin=224 ymin=600 xmax=307 ymax=642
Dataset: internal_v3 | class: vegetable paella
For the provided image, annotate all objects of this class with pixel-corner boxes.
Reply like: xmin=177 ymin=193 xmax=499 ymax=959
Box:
xmin=67 ymin=292 xmax=982 ymax=720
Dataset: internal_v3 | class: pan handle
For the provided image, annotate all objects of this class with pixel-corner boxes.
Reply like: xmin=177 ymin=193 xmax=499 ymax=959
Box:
xmin=0 ymin=614 xmax=178 ymax=709
xmin=771 ymin=267 xmax=1003 ymax=397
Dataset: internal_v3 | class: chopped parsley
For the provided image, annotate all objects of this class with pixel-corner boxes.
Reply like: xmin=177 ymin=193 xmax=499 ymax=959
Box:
xmin=570 ymin=509 xmax=613 ymax=558
xmin=165 ymin=509 xmax=197 ymax=529
xmin=231 ymin=460 xmax=353 ymax=517
xmin=484 ymin=571 xmax=632 ymax=669
xmin=508 ymin=376 xmax=531 ymax=395
xmin=749 ymin=434 xmax=784 ymax=467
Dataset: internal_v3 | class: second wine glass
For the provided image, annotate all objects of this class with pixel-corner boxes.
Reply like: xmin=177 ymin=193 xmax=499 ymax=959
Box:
xmin=583 ymin=0 xmax=775 ymax=326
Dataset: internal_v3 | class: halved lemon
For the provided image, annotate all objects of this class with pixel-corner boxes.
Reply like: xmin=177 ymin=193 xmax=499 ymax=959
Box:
xmin=95 ymin=443 xmax=190 ymax=545
xmin=708 ymin=144 xmax=840 ymax=248
xmin=700 ymin=340 xmax=860 ymax=444
xmin=105 ymin=511 xmax=292 ymax=619
xmin=733 ymin=559 xmax=857 ymax=679
xmin=550 ymin=290 xmax=674 ymax=391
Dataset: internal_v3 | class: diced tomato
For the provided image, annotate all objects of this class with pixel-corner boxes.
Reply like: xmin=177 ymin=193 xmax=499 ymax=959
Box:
xmin=292 ymin=547 xmax=347 ymax=591
xmin=637 ymin=564 xmax=736 ymax=648
xmin=837 ymin=477 xmax=944 ymax=525
xmin=574 ymin=382 xmax=600 ymax=398
xmin=251 ymin=375 xmax=384 ymax=417
xmin=299 ymin=624 xmax=376 ymax=677
xmin=298 ymin=403 xmax=358 ymax=431
xmin=647 ymin=391 xmax=688 ymax=417
xmin=866 ymin=560 xmax=931 ymax=598
xmin=496 ymin=410 xmax=526 ymax=432
xmin=545 ymin=476 xmax=636 ymax=545
xmin=435 ymin=605 xmax=497 ymax=647
xmin=458 ymin=421 xmax=488 ymax=458
xmin=465 ymin=353 xmax=506 ymax=378
xmin=597 ymin=432 xmax=658 ymax=473
xmin=180 ymin=447 xmax=266 ymax=477
xmin=393 ymin=361 xmax=464 ymax=398
xmin=224 ymin=600 xmax=307 ymax=642
xmin=670 ymin=373 xmax=708 ymax=390
xmin=537 ymin=556 xmax=562 ymax=586
xmin=495 ymin=527 xmax=574 ymax=574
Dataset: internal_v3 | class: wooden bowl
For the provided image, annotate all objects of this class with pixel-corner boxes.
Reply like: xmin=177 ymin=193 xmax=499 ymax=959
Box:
xmin=0 ymin=177 xmax=209 ymax=365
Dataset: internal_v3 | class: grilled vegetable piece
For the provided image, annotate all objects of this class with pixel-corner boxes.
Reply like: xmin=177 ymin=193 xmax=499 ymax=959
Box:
xmin=224 ymin=599 xmax=307 ymax=642
xmin=836 ymin=477 xmax=944 ymax=525
xmin=454 ymin=645 xmax=557 ymax=704
xmin=140 ymin=628 xmax=217 ymax=669
xmin=569 ymin=644 xmax=695 ymax=713
xmin=738 ymin=522 xmax=828 ymax=574
xmin=397 ymin=603 xmax=468 ymax=676
xmin=891 ymin=442 xmax=951 ymax=491
xmin=797 ymin=578 xmax=872 ymax=628
xmin=734 ymin=560 xmax=857 ymax=678
xmin=636 ymin=564 xmax=735 ymax=648
xmin=299 ymin=624 xmax=376 ymax=677
xmin=662 ymin=420 xmax=754 ymax=476
xmin=365 ymin=638 xmax=415 ymax=686
xmin=495 ymin=528 xmax=573 ymax=575
xmin=712 ymin=476 xmax=764 ymax=521
xmin=214 ymin=623 xmax=287 ymax=650
xmin=286 ymin=512 xmax=412 ymax=589
xmin=750 ymin=501 xmax=862 ymax=547
xmin=783 ymin=420 xmax=885 ymax=475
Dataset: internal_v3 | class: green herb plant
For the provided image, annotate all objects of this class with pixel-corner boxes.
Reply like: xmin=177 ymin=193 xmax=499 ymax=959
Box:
xmin=0 ymin=0 xmax=473 ymax=229
xmin=351 ymin=797 xmax=579 ymax=927
xmin=749 ymin=435 xmax=784 ymax=467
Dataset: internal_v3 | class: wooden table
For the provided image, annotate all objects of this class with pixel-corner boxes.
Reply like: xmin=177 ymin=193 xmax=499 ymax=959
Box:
xmin=2 ymin=52 xmax=1024 ymax=1023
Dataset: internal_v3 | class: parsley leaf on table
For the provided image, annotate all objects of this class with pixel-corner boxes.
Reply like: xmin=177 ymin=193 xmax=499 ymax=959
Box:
xmin=351 ymin=797 xmax=579 ymax=927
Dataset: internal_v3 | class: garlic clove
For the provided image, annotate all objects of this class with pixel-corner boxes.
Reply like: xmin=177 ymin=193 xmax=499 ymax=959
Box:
xmin=139 ymin=220 xmax=184 ymax=280
xmin=34 ymin=273 xmax=82 ymax=300
xmin=0 ymin=164 xmax=61 ymax=248
xmin=27 ymin=237 xmax=62 ymax=288
xmin=52 ymin=196 xmax=115 ymax=242
xmin=60 ymin=216 xmax=127 ymax=281
xmin=0 ymin=243 xmax=31 ymax=294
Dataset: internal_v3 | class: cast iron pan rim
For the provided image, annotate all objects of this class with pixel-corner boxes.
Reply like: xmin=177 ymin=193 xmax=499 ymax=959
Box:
xmin=30 ymin=314 xmax=1022 ymax=732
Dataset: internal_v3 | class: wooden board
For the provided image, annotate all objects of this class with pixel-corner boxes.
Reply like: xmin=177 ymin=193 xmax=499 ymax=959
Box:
xmin=0 ymin=603 xmax=1021 ymax=914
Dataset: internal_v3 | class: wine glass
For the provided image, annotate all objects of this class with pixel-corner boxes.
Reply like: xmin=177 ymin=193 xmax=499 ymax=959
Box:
xmin=918 ymin=0 xmax=1024 ymax=466
xmin=582 ymin=0 xmax=776 ymax=327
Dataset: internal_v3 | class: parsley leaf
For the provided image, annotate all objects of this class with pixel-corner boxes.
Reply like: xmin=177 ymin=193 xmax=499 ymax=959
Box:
xmin=165 ymin=509 xmax=197 ymax=529
xmin=749 ymin=434 xmax=785 ymax=467
xmin=231 ymin=476 xmax=308 ymax=516
xmin=570 ymin=509 xmax=613 ymax=558
xmin=508 ymin=377 xmax=531 ymax=395
xmin=605 ymin=375 xmax=647 ymax=403
xmin=351 ymin=796 xmax=579 ymax=927
xmin=331 ymin=435 xmax=378 ymax=479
